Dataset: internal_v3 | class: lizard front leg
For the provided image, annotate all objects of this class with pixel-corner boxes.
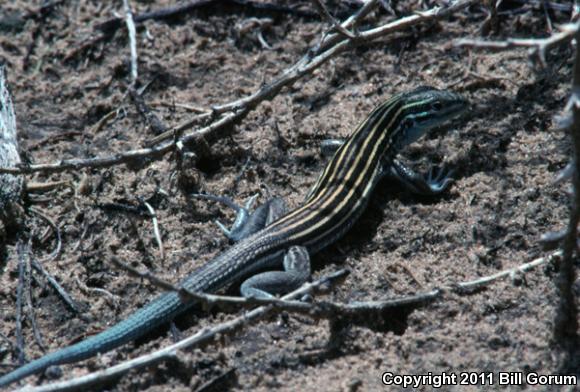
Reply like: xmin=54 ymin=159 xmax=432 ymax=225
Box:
xmin=388 ymin=159 xmax=454 ymax=196
xmin=319 ymin=138 xmax=454 ymax=196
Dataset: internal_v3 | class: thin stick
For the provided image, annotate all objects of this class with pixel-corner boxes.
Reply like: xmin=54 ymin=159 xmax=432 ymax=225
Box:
xmin=123 ymin=0 xmax=138 ymax=86
xmin=30 ymin=257 xmax=80 ymax=314
xmin=450 ymin=250 xmax=562 ymax=293
xmin=541 ymin=0 xmax=554 ymax=33
xmin=137 ymin=0 xmax=477 ymax=146
xmin=19 ymin=247 xmax=559 ymax=391
xmin=0 ymin=331 xmax=15 ymax=352
xmin=141 ymin=200 xmax=165 ymax=262
xmin=22 ymin=243 xmax=46 ymax=353
xmin=112 ymin=250 xmax=562 ymax=315
xmin=74 ymin=278 xmax=119 ymax=310
xmin=129 ymin=0 xmax=380 ymax=147
xmin=90 ymin=109 xmax=118 ymax=134
xmin=21 ymin=246 xmax=561 ymax=392
xmin=310 ymin=0 xmax=355 ymax=39
xmin=96 ymin=0 xmax=318 ymax=34
xmin=15 ymin=242 xmax=27 ymax=365
xmin=149 ymin=101 xmax=210 ymax=113
xmin=25 ymin=180 xmax=71 ymax=193
xmin=314 ymin=0 xmax=380 ymax=54
xmin=455 ymin=22 xmax=580 ymax=67
xmin=0 ymin=107 xmax=240 ymax=174
xmin=28 ymin=207 xmax=62 ymax=262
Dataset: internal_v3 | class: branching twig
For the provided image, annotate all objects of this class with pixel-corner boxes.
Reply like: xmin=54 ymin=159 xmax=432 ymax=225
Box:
xmin=110 ymin=256 xmax=347 ymax=313
xmin=310 ymin=0 xmax=355 ymax=39
xmin=19 ymin=245 xmax=559 ymax=391
xmin=455 ymin=22 xmax=580 ymax=67
xmin=0 ymin=107 xmax=242 ymax=174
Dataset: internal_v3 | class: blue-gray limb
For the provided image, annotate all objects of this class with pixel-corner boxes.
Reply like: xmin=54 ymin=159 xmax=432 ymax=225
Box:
xmin=319 ymin=138 xmax=454 ymax=196
xmin=389 ymin=159 xmax=454 ymax=196
xmin=240 ymin=245 xmax=311 ymax=299
xmin=192 ymin=193 xmax=287 ymax=241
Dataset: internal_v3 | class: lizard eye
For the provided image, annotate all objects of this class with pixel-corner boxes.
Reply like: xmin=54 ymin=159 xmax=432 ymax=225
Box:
xmin=431 ymin=101 xmax=443 ymax=111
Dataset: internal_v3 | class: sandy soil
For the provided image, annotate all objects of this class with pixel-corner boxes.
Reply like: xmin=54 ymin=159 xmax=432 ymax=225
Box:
xmin=0 ymin=1 xmax=577 ymax=391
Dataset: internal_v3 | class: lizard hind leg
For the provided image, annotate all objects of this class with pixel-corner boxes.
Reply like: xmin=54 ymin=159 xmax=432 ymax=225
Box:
xmin=240 ymin=245 xmax=311 ymax=299
xmin=192 ymin=193 xmax=287 ymax=241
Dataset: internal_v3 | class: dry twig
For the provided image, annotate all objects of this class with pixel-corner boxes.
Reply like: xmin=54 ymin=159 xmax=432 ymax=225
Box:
xmin=310 ymin=0 xmax=355 ymax=39
xmin=25 ymin=180 xmax=71 ymax=193
xmin=15 ymin=244 xmax=560 ymax=391
xmin=455 ymin=22 xmax=580 ymax=67
xmin=30 ymin=257 xmax=81 ymax=314
xmin=122 ymin=0 xmax=138 ymax=86
xmin=15 ymin=243 xmax=27 ymax=366
xmin=113 ymin=250 xmax=562 ymax=319
xmin=28 ymin=207 xmax=62 ymax=262
xmin=96 ymin=0 xmax=318 ymax=34
xmin=21 ymin=243 xmax=46 ymax=354
xmin=141 ymin=200 xmax=165 ymax=262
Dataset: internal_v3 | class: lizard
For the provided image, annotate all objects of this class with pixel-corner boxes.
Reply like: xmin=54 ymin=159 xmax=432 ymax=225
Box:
xmin=0 ymin=86 xmax=468 ymax=388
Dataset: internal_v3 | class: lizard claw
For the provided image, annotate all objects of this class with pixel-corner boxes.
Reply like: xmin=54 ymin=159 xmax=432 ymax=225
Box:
xmin=425 ymin=165 xmax=454 ymax=194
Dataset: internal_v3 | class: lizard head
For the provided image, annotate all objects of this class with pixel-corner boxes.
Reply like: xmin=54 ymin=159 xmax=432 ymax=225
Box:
xmin=394 ymin=86 xmax=468 ymax=148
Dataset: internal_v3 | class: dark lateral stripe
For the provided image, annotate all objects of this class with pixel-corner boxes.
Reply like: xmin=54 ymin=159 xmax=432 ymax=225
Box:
xmin=305 ymin=96 xmax=400 ymax=203
xmin=333 ymin=101 xmax=401 ymax=181
xmin=281 ymin=107 xmax=404 ymax=241
xmin=277 ymin=98 xmax=400 ymax=227
xmin=267 ymin=97 xmax=405 ymax=241
xmin=299 ymin=170 xmax=379 ymax=249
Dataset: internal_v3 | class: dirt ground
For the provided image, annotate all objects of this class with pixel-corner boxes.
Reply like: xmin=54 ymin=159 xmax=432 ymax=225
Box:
xmin=0 ymin=1 xmax=578 ymax=391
